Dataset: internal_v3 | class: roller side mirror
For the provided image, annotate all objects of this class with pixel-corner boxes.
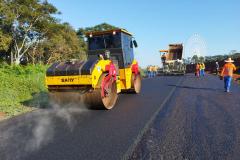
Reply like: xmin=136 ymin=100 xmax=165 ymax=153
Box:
xmin=133 ymin=40 xmax=138 ymax=48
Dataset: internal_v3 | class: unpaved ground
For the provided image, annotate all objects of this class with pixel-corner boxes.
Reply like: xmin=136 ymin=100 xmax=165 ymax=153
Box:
xmin=130 ymin=74 xmax=240 ymax=160
xmin=0 ymin=112 xmax=6 ymax=121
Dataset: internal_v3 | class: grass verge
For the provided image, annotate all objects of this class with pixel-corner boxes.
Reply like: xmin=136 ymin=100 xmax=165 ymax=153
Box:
xmin=0 ymin=64 xmax=48 ymax=119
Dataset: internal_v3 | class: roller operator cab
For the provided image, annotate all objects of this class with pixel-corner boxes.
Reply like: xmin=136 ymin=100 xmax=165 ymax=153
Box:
xmin=45 ymin=29 xmax=141 ymax=109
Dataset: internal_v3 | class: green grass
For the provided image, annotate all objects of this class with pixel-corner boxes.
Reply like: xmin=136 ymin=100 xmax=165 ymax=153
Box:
xmin=0 ymin=64 xmax=48 ymax=117
xmin=139 ymin=67 xmax=146 ymax=77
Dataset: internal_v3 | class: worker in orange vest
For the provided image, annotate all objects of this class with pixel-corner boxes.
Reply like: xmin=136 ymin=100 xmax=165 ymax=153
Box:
xmin=220 ymin=58 xmax=236 ymax=92
xmin=147 ymin=65 xmax=153 ymax=78
xmin=153 ymin=65 xmax=158 ymax=77
xmin=150 ymin=65 xmax=154 ymax=77
xmin=195 ymin=63 xmax=200 ymax=77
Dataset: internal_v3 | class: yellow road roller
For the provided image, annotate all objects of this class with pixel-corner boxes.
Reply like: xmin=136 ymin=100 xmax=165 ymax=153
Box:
xmin=45 ymin=29 xmax=141 ymax=109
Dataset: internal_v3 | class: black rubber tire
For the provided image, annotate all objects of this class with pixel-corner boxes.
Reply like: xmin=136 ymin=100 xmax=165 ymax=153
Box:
xmin=131 ymin=74 xmax=142 ymax=94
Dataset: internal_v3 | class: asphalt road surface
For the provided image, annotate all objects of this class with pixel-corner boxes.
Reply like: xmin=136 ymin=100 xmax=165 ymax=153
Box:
xmin=130 ymin=74 xmax=240 ymax=160
xmin=0 ymin=76 xmax=181 ymax=160
xmin=0 ymin=74 xmax=240 ymax=160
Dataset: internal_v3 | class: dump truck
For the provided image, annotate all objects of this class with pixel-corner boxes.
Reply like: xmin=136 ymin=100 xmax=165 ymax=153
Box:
xmin=45 ymin=29 xmax=141 ymax=109
xmin=158 ymin=44 xmax=186 ymax=75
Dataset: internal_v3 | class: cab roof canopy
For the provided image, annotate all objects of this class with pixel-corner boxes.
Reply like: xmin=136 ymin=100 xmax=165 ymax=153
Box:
xmin=85 ymin=29 xmax=133 ymax=37
xmin=159 ymin=50 xmax=169 ymax=53
xmin=169 ymin=43 xmax=183 ymax=46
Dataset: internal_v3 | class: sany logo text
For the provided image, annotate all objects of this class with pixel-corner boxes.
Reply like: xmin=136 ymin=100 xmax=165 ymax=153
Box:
xmin=61 ymin=78 xmax=75 ymax=82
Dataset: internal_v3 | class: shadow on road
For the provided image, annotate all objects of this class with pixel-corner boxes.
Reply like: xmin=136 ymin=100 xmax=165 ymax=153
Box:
xmin=168 ymin=84 xmax=222 ymax=92
xmin=21 ymin=92 xmax=51 ymax=109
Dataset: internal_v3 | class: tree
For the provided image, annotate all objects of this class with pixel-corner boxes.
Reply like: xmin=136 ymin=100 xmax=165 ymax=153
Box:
xmin=29 ymin=23 xmax=86 ymax=64
xmin=191 ymin=55 xmax=199 ymax=63
xmin=77 ymin=23 xmax=119 ymax=39
xmin=1 ymin=0 xmax=59 ymax=64
xmin=191 ymin=55 xmax=206 ymax=63
xmin=0 ymin=30 xmax=11 ymax=52
xmin=204 ymin=52 xmax=240 ymax=62
xmin=1 ymin=0 xmax=121 ymax=65
xmin=229 ymin=50 xmax=237 ymax=56
xmin=199 ymin=56 xmax=204 ymax=63
xmin=0 ymin=0 xmax=12 ymax=54
xmin=232 ymin=52 xmax=240 ymax=59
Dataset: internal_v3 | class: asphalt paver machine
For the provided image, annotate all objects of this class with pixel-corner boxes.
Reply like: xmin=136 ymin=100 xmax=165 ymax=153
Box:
xmin=158 ymin=44 xmax=186 ymax=75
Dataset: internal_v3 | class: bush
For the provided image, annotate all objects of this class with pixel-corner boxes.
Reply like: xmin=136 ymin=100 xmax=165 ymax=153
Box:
xmin=236 ymin=66 xmax=240 ymax=74
xmin=139 ymin=67 xmax=146 ymax=77
xmin=0 ymin=64 xmax=48 ymax=117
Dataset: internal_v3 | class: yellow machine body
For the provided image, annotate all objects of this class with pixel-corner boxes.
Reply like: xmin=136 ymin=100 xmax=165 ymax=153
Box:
xmin=45 ymin=59 xmax=138 ymax=93
xmin=46 ymin=60 xmax=111 ymax=89
xmin=119 ymin=60 xmax=138 ymax=90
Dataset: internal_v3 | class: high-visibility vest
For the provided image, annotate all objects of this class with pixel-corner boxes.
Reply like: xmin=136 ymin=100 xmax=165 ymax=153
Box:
xmin=147 ymin=67 xmax=150 ymax=71
xmin=196 ymin=64 xmax=200 ymax=71
xmin=149 ymin=66 xmax=153 ymax=72
xmin=221 ymin=63 xmax=236 ymax=77
xmin=153 ymin=66 xmax=157 ymax=72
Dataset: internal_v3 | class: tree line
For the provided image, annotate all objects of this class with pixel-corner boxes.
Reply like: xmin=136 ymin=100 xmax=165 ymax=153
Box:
xmin=205 ymin=51 xmax=240 ymax=63
xmin=0 ymin=0 xmax=118 ymax=65
xmin=184 ymin=50 xmax=240 ymax=64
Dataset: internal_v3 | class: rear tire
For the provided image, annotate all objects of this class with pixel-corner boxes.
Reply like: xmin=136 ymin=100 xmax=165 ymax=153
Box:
xmin=131 ymin=74 xmax=142 ymax=94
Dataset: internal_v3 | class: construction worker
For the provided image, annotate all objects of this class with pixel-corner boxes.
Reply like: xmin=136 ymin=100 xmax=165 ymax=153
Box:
xmin=202 ymin=63 xmax=205 ymax=76
xmin=98 ymin=54 xmax=104 ymax=60
xmin=199 ymin=63 xmax=202 ymax=76
xmin=152 ymin=66 xmax=155 ymax=77
xmin=161 ymin=53 xmax=166 ymax=64
xmin=195 ymin=63 xmax=200 ymax=77
xmin=147 ymin=66 xmax=150 ymax=78
xmin=150 ymin=65 xmax=154 ymax=77
xmin=200 ymin=63 xmax=205 ymax=77
xmin=221 ymin=58 xmax=236 ymax=92
xmin=215 ymin=61 xmax=219 ymax=75
xmin=155 ymin=66 xmax=159 ymax=76
xmin=153 ymin=66 xmax=157 ymax=77
xmin=147 ymin=65 xmax=153 ymax=78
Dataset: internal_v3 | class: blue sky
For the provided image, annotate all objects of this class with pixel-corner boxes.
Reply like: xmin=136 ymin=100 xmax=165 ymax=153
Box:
xmin=48 ymin=0 xmax=240 ymax=67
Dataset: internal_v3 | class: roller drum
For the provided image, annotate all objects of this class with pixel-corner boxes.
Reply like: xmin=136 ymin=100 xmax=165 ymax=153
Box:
xmin=49 ymin=75 xmax=118 ymax=110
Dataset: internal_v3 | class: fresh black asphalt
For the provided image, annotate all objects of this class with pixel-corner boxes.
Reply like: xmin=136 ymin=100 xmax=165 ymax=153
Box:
xmin=1 ymin=74 xmax=240 ymax=160
xmin=0 ymin=76 xmax=181 ymax=160
xmin=130 ymin=74 xmax=240 ymax=160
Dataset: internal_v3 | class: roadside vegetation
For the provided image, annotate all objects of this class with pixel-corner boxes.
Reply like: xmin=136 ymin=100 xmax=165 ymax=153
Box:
xmin=0 ymin=0 xmax=121 ymax=119
xmin=0 ymin=64 xmax=47 ymax=117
